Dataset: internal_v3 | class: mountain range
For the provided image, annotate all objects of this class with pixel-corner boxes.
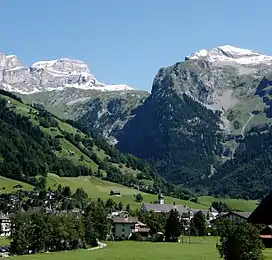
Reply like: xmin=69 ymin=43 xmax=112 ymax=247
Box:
xmin=2 ymin=45 xmax=272 ymax=199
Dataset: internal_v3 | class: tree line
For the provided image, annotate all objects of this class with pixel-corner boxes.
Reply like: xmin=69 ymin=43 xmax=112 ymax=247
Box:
xmin=10 ymin=200 xmax=108 ymax=255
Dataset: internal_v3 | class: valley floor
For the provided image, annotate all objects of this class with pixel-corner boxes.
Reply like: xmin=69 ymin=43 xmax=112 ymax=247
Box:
xmin=1 ymin=174 xmax=258 ymax=211
xmin=8 ymin=240 xmax=272 ymax=260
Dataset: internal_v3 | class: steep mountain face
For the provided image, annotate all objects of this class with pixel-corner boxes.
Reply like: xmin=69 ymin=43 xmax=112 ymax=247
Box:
xmin=0 ymin=54 xmax=133 ymax=93
xmin=22 ymin=89 xmax=149 ymax=143
xmin=0 ymin=53 xmax=149 ymax=141
xmin=4 ymin=45 xmax=272 ymax=199
xmin=116 ymin=45 xmax=272 ymax=193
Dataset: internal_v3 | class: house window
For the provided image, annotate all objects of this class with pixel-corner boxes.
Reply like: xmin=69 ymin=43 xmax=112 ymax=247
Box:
xmin=122 ymin=228 xmax=125 ymax=232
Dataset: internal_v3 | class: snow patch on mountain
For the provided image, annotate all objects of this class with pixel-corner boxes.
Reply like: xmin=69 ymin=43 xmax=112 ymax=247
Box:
xmin=0 ymin=54 xmax=134 ymax=94
xmin=186 ymin=45 xmax=272 ymax=66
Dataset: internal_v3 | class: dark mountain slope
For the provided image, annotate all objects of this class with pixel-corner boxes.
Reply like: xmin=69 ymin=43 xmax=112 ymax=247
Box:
xmin=117 ymin=75 xmax=222 ymax=187
xmin=210 ymin=124 xmax=272 ymax=199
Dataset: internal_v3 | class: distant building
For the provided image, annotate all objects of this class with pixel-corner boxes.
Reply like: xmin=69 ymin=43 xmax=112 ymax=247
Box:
xmin=248 ymin=191 xmax=272 ymax=247
xmin=158 ymin=192 xmax=164 ymax=204
xmin=109 ymin=190 xmax=121 ymax=196
xmin=13 ymin=184 xmax=23 ymax=189
xmin=213 ymin=211 xmax=252 ymax=224
xmin=0 ymin=214 xmax=11 ymax=237
xmin=141 ymin=203 xmax=188 ymax=215
xmin=110 ymin=217 xmax=150 ymax=240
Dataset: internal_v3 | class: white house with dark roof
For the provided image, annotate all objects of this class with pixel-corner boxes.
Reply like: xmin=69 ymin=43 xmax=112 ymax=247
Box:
xmin=110 ymin=217 xmax=150 ymax=240
xmin=0 ymin=214 xmax=11 ymax=237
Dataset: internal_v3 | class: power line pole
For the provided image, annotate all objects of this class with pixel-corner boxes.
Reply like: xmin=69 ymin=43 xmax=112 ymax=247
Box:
xmin=188 ymin=209 xmax=191 ymax=244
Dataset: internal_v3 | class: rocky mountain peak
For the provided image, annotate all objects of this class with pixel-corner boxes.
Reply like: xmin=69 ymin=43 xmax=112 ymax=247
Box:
xmin=0 ymin=53 xmax=22 ymax=70
xmin=185 ymin=45 xmax=272 ymax=66
xmin=30 ymin=58 xmax=90 ymax=74
xmin=0 ymin=53 xmax=133 ymax=94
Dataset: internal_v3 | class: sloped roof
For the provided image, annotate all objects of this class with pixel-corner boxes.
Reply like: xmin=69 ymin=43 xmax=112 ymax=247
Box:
xmin=248 ymin=191 xmax=272 ymax=224
xmin=142 ymin=203 xmax=188 ymax=214
xmin=221 ymin=211 xmax=252 ymax=220
xmin=112 ymin=217 xmax=138 ymax=224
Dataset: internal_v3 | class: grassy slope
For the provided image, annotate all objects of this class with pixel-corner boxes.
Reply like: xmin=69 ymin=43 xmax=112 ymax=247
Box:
xmin=9 ymin=241 xmax=272 ymax=260
xmin=198 ymin=196 xmax=257 ymax=212
xmin=0 ymin=176 xmax=33 ymax=194
xmin=0 ymin=236 xmax=10 ymax=246
xmin=46 ymin=174 xmax=205 ymax=210
xmin=0 ymin=94 xmax=258 ymax=212
xmin=0 ymin=94 xmax=142 ymax=176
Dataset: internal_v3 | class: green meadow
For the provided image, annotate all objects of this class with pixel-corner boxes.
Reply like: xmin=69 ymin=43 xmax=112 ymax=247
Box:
xmin=6 ymin=241 xmax=272 ymax=260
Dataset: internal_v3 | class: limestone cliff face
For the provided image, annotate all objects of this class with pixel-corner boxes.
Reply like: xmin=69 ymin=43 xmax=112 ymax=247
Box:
xmin=0 ymin=53 xmax=133 ymax=94
xmin=115 ymin=46 xmax=272 ymax=187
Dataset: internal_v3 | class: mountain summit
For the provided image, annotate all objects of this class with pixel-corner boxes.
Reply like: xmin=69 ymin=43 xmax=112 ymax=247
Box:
xmin=0 ymin=53 xmax=133 ymax=94
xmin=185 ymin=45 xmax=272 ymax=66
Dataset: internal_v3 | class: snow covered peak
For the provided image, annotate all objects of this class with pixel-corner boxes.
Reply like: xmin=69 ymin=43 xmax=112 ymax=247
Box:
xmin=30 ymin=58 xmax=90 ymax=74
xmin=0 ymin=53 xmax=134 ymax=94
xmin=186 ymin=45 xmax=272 ymax=66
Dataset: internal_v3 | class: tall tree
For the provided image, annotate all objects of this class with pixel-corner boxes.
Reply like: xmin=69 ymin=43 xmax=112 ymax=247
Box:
xmin=165 ymin=209 xmax=182 ymax=241
xmin=135 ymin=193 xmax=143 ymax=202
xmin=191 ymin=211 xmax=207 ymax=236
xmin=118 ymin=201 xmax=123 ymax=211
xmin=217 ymin=221 xmax=264 ymax=260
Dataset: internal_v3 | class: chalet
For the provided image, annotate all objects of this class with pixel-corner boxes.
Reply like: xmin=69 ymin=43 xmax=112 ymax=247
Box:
xmin=110 ymin=217 xmax=150 ymax=240
xmin=248 ymin=191 xmax=272 ymax=225
xmin=248 ymin=191 xmax=272 ymax=247
xmin=0 ymin=214 xmax=11 ymax=237
xmin=212 ymin=211 xmax=252 ymax=224
xmin=259 ymin=225 xmax=272 ymax=247
xmin=13 ymin=184 xmax=23 ymax=189
xmin=109 ymin=190 xmax=121 ymax=196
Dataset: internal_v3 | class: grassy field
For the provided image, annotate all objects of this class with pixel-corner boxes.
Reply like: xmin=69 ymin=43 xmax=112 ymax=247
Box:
xmin=0 ymin=176 xmax=33 ymax=194
xmin=0 ymin=236 xmax=10 ymax=246
xmin=0 ymin=173 xmax=257 ymax=211
xmin=198 ymin=196 xmax=257 ymax=212
xmin=8 ymin=241 xmax=272 ymax=260
xmin=46 ymin=174 xmax=206 ymax=210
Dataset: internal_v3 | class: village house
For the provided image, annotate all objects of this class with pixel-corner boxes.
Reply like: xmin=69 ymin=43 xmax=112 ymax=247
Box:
xmin=109 ymin=190 xmax=121 ymax=196
xmin=13 ymin=184 xmax=23 ymax=189
xmin=213 ymin=211 xmax=252 ymax=224
xmin=0 ymin=214 xmax=11 ymax=237
xmin=110 ymin=217 xmax=150 ymax=240
xmin=248 ymin=191 xmax=272 ymax=247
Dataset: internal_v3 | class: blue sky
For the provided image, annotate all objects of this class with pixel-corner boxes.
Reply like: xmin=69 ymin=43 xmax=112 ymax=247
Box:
xmin=1 ymin=0 xmax=271 ymax=91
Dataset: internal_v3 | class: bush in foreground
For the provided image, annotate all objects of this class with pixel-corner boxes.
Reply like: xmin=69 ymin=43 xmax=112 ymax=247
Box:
xmin=216 ymin=220 xmax=264 ymax=260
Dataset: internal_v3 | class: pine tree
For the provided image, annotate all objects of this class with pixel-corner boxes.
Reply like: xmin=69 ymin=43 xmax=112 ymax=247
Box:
xmin=165 ymin=209 xmax=182 ymax=241
xmin=191 ymin=211 xmax=207 ymax=236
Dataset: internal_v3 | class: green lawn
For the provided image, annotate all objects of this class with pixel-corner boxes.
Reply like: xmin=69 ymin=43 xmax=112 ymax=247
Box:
xmin=198 ymin=196 xmax=257 ymax=212
xmin=9 ymin=241 xmax=272 ymax=260
xmin=0 ymin=236 xmax=10 ymax=246
xmin=46 ymin=174 xmax=207 ymax=210
xmin=0 ymin=176 xmax=33 ymax=194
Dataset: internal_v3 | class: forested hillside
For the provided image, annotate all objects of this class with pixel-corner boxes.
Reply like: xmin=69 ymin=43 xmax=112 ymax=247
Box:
xmin=0 ymin=90 xmax=195 ymax=201
xmin=117 ymin=82 xmax=222 ymax=187
xmin=210 ymin=124 xmax=272 ymax=199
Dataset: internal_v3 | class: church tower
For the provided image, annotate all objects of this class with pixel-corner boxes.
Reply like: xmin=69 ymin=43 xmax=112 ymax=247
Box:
xmin=158 ymin=192 xmax=164 ymax=204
